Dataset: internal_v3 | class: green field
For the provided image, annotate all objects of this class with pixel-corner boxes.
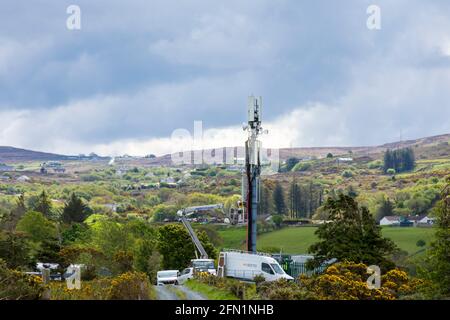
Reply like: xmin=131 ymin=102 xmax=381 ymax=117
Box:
xmin=217 ymin=227 xmax=248 ymax=249
xmin=258 ymin=227 xmax=318 ymax=253
xmin=218 ymin=226 xmax=435 ymax=255
xmin=381 ymin=227 xmax=434 ymax=254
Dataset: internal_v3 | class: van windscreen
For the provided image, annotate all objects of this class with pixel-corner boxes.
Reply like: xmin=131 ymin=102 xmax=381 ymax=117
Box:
xmin=270 ymin=263 xmax=285 ymax=274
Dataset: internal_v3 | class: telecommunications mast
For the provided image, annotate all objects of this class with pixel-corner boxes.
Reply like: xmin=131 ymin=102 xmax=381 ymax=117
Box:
xmin=243 ymin=96 xmax=264 ymax=253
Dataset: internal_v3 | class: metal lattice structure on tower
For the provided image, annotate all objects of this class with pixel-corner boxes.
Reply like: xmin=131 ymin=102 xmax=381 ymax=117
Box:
xmin=243 ymin=96 xmax=264 ymax=253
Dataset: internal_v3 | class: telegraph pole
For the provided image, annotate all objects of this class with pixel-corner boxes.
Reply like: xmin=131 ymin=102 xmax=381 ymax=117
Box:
xmin=244 ymin=96 xmax=264 ymax=253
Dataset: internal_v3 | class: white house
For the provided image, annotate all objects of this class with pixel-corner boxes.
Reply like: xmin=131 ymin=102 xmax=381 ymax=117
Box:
xmin=379 ymin=216 xmax=400 ymax=226
xmin=407 ymin=215 xmax=424 ymax=226
xmin=17 ymin=175 xmax=31 ymax=182
xmin=418 ymin=216 xmax=435 ymax=225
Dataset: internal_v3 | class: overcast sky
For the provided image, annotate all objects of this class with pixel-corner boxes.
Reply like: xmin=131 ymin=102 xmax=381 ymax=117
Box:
xmin=0 ymin=0 xmax=449 ymax=156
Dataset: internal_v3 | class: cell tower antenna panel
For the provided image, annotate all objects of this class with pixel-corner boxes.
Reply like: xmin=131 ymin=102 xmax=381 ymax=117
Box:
xmin=247 ymin=96 xmax=263 ymax=132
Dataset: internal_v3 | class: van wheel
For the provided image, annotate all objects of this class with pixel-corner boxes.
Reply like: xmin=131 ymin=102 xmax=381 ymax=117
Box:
xmin=175 ymin=281 xmax=179 ymax=285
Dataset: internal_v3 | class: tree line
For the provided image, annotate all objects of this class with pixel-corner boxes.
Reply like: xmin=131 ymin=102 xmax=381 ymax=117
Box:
xmin=0 ymin=189 xmax=217 ymax=285
xmin=383 ymin=147 xmax=415 ymax=173
xmin=259 ymin=180 xmax=324 ymax=218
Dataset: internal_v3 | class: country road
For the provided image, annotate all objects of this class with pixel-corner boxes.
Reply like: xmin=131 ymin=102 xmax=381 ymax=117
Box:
xmin=154 ymin=285 xmax=206 ymax=300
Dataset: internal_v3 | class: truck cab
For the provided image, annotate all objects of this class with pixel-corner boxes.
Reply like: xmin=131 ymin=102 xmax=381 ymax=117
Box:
xmin=259 ymin=259 xmax=291 ymax=281
xmin=191 ymin=259 xmax=216 ymax=276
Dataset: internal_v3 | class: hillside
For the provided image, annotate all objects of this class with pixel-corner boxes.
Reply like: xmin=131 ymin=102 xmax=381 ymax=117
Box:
xmin=0 ymin=146 xmax=71 ymax=163
xmin=1 ymin=133 xmax=448 ymax=165
xmin=144 ymin=133 xmax=450 ymax=166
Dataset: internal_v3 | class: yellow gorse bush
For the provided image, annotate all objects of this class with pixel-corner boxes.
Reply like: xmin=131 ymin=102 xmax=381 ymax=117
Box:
xmin=107 ymin=271 xmax=150 ymax=300
xmin=298 ymin=261 xmax=421 ymax=300
xmin=49 ymin=272 xmax=151 ymax=300
xmin=0 ymin=261 xmax=46 ymax=300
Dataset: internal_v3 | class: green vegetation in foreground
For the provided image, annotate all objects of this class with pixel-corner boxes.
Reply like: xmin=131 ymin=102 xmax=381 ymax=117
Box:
xmin=219 ymin=226 xmax=435 ymax=255
xmin=184 ymin=280 xmax=238 ymax=300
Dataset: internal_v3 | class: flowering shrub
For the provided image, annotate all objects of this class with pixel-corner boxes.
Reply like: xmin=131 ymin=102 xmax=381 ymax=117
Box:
xmin=298 ymin=261 xmax=422 ymax=300
xmin=257 ymin=279 xmax=307 ymax=300
xmin=49 ymin=272 xmax=153 ymax=300
xmin=255 ymin=261 xmax=423 ymax=300
xmin=107 ymin=271 xmax=151 ymax=300
xmin=49 ymin=278 xmax=111 ymax=300
xmin=0 ymin=259 xmax=46 ymax=300
xmin=381 ymin=269 xmax=424 ymax=297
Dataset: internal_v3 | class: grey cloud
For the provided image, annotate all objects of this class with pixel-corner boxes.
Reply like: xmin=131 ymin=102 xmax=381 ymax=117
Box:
xmin=0 ymin=0 xmax=449 ymax=155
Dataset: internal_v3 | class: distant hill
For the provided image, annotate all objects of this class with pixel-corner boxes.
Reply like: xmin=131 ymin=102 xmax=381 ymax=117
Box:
xmin=280 ymin=133 xmax=450 ymax=160
xmin=0 ymin=146 xmax=72 ymax=163
xmin=143 ymin=133 xmax=450 ymax=166
xmin=1 ymin=133 xmax=448 ymax=165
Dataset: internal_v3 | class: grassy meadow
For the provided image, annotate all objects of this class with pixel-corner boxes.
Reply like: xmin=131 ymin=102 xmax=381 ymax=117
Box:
xmin=218 ymin=226 xmax=435 ymax=255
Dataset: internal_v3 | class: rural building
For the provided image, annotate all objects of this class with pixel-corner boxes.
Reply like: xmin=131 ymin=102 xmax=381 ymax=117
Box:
xmin=403 ymin=215 xmax=435 ymax=226
xmin=407 ymin=215 xmax=425 ymax=226
xmin=337 ymin=157 xmax=353 ymax=163
xmin=380 ymin=215 xmax=420 ymax=227
xmin=379 ymin=216 xmax=401 ymax=226
xmin=418 ymin=216 xmax=435 ymax=225
xmin=17 ymin=175 xmax=31 ymax=182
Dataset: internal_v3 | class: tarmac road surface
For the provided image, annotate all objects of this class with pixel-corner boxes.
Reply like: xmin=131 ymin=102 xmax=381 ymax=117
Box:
xmin=154 ymin=285 xmax=206 ymax=300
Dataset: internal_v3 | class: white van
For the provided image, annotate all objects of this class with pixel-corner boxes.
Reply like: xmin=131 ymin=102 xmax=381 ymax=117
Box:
xmin=157 ymin=270 xmax=180 ymax=286
xmin=217 ymin=250 xmax=294 ymax=282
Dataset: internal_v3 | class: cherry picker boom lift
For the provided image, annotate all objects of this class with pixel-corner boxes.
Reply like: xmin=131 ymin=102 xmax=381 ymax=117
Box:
xmin=176 ymin=204 xmax=223 ymax=274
